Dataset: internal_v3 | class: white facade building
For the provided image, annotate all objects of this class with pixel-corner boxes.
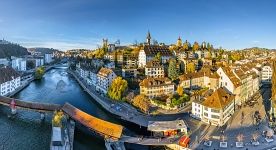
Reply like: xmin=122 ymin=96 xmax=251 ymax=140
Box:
xmin=11 ymin=57 xmax=26 ymax=71
xmin=96 ymin=67 xmax=117 ymax=94
xmin=45 ymin=53 xmax=53 ymax=64
xmin=192 ymin=88 xmax=235 ymax=126
xmin=138 ymin=45 xmax=172 ymax=67
xmin=0 ymin=67 xmax=21 ymax=96
xmin=145 ymin=60 xmax=165 ymax=78
xmin=261 ymin=64 xmax=272 ymax=84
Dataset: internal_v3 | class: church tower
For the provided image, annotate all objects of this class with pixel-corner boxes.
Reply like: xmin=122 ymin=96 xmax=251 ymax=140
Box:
xmin=146 ymin=31 xmax=151 ymax=45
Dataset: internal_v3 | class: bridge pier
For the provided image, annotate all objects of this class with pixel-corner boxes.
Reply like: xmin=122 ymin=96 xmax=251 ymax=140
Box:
xmin=10 ymin=99 xmax=17 ymax=115
xmin=105 ymin=138 xmax=126 ymax=150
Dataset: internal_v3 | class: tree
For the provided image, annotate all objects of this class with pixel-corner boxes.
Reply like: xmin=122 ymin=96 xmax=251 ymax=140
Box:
xmin=177 ymin=86 xmax=184 ymax=96
xmin=154 ymin=52 xmax=161 ymax=62
xmin=168 ymin=59 xmax=179 ymax=80
xmin=183 ymin=40 xmax=189 ymax=51
xmin=35 ymin=66 xmax=45 ymax=79
xmin=272 ymin=60 xmax=276 ymax=109
xmin=207 ymin=43 xmax=211 ymax=51
xmin=27 ymin=61 xmax=35 ymax=69
xmin=132 ymin=94 xmax=150 ymax=113
xmin=108 ymin=77 xmax=128 ymax=101
xmin=52 ymin=110 xmax=64 ymax=127
xmin=192 ymin=42 xmax=200 ymax=51
xmin=186 ymin=62 xmax=196 ymax=73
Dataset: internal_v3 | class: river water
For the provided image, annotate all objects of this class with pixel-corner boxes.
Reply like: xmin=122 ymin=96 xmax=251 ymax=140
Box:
xmin=0 ymin=68 xmax=147 ymax=150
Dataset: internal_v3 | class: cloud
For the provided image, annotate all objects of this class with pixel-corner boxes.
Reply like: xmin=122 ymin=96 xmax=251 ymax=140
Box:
xmin=11 ymin=35 xmax=102 ymax=51
xmin=21 ymin=40 xmax=100 ymax=51
xmin=252 ymin=40 xmax=260 ymax=43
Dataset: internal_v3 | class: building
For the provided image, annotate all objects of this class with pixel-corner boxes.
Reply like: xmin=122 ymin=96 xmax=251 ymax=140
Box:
xmin=96 ymin=67 xmax=117 ymax=94
xmin=45 ymin=53 xmax=53 ymax=64
xmin=137 ymin=32 xmax=173 ymax=67
xmin=139 ymin=77 xmax=174 ymax=99
xmin=0 ymin=67 xmax=21 ymax=96
xmin=123 ymin=54 xmax=138 ymax=67
xmin=122 ymin=67 xmax=138 ymax=78
xmin=262 ymin=64 xmax=272 ymax=84
xmin=26 ymin=57 xmax=44 ymax=68
xmin=76 ymin=62 xmax=98 ymax=87
xmin=192 ymin=88 xmax=235 ymax=126
xmin=179 ymin=68 xmax=219 ymax=90
xmin=11 ymin=56 xmax=26 ymax=71
xmin=138 ymin=45 xmax=172 ymax=67
xmin=0 ymin=58 xmax=9 ymax=66
xmin=145 ymin=60 xmax=165 ymax=78
xmin=216 ymin=67 xmax=242 ymax=104
xmin=147 ymin=120 xmax=188 ymax=137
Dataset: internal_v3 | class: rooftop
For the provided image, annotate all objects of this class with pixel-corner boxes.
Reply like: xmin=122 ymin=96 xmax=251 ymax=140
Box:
xmin=139 ymin=77 xmax=173 ymax=87
xmin=202 ymin=87 xmax=235 ymax=109
xmin=147 ymin=120 xmax=187 ymax=132
xmin=0 ymin=66 xmax=20 ymax=84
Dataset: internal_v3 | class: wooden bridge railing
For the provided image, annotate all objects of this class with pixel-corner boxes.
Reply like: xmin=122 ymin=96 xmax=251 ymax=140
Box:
xmin=0 ymin=96 xmax=62 ymax=111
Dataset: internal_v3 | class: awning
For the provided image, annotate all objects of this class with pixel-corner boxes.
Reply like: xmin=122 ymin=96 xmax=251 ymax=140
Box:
xmin=179 ymin=136 xmax=190 ymax=147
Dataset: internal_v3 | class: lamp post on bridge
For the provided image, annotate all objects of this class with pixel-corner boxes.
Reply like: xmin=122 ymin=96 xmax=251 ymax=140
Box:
xmin=10 ymin=99 xmax=17 ymax=115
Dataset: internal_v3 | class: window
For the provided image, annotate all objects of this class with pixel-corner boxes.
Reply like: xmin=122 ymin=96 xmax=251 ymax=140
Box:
xmin=211 ymin=109 xmax=219 ymax=113
xmin=211 ymin=115 xmax=220 ymax=119
xmin=204 ymin=112 xmax=208 ymax=117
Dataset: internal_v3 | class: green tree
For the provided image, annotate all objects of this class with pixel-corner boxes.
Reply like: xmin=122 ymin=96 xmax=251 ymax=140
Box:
xmin=207 ymin=43 xmax=211 ymax=51
xmin=132 ymin=94 xmax=150 ymax=113
xmin=154 ymin=52 xmax=161 ymax=62
xmin=35 ymin=66 xmax=45 ymax=79
xmin=108 ymin=77 xmax=128 ymax=101
xmin=168 ymin=59 xmax=179 ymax=80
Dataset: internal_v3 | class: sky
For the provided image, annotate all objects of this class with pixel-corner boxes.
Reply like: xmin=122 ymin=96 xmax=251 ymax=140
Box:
xmin=0 ymin=0 xmax=276 ymax=51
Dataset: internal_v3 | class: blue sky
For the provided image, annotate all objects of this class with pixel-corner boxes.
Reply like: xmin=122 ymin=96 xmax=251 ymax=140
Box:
xmin=0 ymin=0 xmax=275 ymax=50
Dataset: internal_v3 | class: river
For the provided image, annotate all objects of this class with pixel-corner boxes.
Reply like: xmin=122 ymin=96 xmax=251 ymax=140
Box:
xmin=0 ymin=68 xmax=149 ymax=150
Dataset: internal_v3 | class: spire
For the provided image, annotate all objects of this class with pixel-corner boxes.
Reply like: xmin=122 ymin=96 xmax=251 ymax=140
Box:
xmin=146 ymin=30 xmax=151 ymax=45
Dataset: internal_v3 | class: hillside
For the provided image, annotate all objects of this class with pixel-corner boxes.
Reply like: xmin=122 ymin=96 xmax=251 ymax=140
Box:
xmin=0 ymin=43 xmax=29 ymax=58
xmin=28 ymin=47 xmax=59 ymax=55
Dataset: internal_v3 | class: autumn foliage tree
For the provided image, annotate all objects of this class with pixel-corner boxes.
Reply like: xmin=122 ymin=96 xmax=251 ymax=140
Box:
xmin=108 ymin=77 xmax=128 ymax=101
xmin=52 ymin=110 xmax=64 ymax=127
xmin=177 ymin=86 xmax=184 ymax=96
xmin=35 ymin=66 xmax=45 ymax=80
xmin=186 ymin=62 xmax=196 ymax=73
xmin=132 ymin=94 xmax=150 ymax=113
xmin=192 ymin=42 xmax=200 ymax=51
xmin=272 ymin=60 xmax=276 ymax=109
xmin=183 ymin=40 xmax=190 ymax=51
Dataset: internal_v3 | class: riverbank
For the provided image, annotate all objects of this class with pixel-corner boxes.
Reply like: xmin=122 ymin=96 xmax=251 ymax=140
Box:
xmin=67 ymin=70 xmax=152 ymax=127
xmin=6 ymin=65 xmax=54 ymax=98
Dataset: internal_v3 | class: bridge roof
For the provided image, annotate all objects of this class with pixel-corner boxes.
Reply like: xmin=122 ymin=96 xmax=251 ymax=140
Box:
xmin=0 ymin=96 xmax=62 ymax=111
xmin=62 ymin=103 xmax=123 ymax=139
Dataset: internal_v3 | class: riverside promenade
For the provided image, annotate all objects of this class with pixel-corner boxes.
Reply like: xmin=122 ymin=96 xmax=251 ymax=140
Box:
xmin=68 ymin=70 xmax=151 ymax=127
